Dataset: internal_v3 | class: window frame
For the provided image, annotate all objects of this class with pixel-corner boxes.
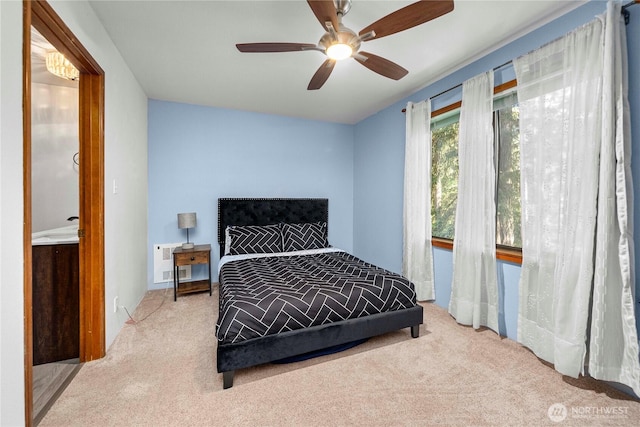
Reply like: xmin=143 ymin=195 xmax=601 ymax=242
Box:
xmin=430 ymin=79 xmax=523 ymax=265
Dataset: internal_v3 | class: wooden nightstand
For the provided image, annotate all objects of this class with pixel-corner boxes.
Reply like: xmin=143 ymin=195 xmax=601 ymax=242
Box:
xmin=173 ymin=244 xmax=212 ymax=301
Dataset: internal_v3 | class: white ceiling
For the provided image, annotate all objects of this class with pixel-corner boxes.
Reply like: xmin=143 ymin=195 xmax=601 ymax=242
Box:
xmin=87 ymin=0 xmax=584 ymax=124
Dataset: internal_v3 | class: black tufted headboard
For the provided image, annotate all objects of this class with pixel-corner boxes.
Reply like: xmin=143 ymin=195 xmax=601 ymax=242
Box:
xmin=217 ymin=198 xmax=329 ymax=256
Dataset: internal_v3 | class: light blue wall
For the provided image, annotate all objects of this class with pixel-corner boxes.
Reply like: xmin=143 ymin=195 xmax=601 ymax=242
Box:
xmin=353 ymin=105 xmax=407 ymax=271
xmin=147 ymin=100 xmax=354 ymax=288
xmin=353 ymin=0 xmax=640 ymax=340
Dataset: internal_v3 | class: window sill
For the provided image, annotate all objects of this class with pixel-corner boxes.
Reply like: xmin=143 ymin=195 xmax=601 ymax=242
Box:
xmin=431 ymin=237 xmax=522 ymax=265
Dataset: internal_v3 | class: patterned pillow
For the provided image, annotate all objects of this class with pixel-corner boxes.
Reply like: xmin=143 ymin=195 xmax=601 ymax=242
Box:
xmin=224 ymin=226 xmax=232 ymax=255
xmin=281 ymin=221 xmax=328 ymax=252
xmin=228 ymin=224 xmax=282 ymax=255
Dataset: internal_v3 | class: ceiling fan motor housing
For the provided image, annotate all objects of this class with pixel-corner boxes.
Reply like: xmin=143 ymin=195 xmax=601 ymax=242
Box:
xmin=319 ymin=25 xmax=360 ymax=54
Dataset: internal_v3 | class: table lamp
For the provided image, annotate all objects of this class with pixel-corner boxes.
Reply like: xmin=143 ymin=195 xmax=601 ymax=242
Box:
xmin=177 ymin=212 xmax=197 ymax=249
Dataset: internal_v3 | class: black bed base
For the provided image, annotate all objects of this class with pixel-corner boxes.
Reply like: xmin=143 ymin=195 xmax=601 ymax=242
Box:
xmin=218 ymin=305 xmax=423 ymax=389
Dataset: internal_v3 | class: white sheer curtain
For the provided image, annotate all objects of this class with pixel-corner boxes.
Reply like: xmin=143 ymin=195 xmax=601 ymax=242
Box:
xmin=515 ymin=2 xmax=640 ymax=392
xmin=403 ymin=100 xmax=435 ymax=301
xmin=589 ymin=1 xmax=640 ymax=395
xmin=515 ymin=17 xmax=604 ymax=378
xmin=448 ymin=71 xmax=499 ymax=332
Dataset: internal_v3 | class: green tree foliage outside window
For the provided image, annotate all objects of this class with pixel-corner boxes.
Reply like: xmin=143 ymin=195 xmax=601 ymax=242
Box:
xmin=495 ymin=106 xmax=522 ymax=248
xmin=431 ymin=121 xmax=459 ymax=240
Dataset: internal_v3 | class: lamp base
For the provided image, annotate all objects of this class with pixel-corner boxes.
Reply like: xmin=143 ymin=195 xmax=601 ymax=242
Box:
xmin=182 ymin=242 xmax=195 ymax=250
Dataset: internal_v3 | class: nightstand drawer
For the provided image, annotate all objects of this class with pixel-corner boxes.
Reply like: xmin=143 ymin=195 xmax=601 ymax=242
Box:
xmin=174 ymin=251 xmax=209 ymax=266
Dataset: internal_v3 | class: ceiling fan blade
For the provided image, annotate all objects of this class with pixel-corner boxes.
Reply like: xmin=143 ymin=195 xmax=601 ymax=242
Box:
xmin=355 ymin=52 xmax=408 ymax=80
xmin=307 ymin=0 xmax=339 ymax=32
xmin=308 ymin=59 xmax=336 ymax=90
xmin=236 ymin=43 xmax=317 ymax=53
xmin=359 ymin=0 xmax=454 ymax=40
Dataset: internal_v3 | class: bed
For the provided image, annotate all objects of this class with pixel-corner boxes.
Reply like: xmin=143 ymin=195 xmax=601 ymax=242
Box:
xmin=216 ymin=198 xmax=424 ymax=389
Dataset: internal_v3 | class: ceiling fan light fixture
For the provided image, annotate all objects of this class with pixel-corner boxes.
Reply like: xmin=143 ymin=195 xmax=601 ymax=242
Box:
xmin=45 ymin=51 xmax=79 ymax=81
xmin=237 ymin=0 xmax=454 ymax=89
xmin=326 ymin=43 xmax=352 ymax=60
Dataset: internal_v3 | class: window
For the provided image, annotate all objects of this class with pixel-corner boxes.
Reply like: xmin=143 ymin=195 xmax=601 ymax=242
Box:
xmin=494 ymin=103 xmax=521 ymax=248
xmin=431 ymin=112 xmax=459 ymax=241
xmin=430 ymin=84 xmax=522 ymax=259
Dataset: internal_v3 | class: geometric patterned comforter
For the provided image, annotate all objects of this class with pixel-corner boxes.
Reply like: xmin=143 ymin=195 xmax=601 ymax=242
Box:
xmin=216 ymin=250 xmax=417 ymax=345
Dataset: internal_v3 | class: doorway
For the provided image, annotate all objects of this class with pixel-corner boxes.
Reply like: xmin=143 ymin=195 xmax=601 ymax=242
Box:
xmin=29 ymin=26 xmax=81 ymax=423
xmin=23 ymin=1 xmax=105 ymax=425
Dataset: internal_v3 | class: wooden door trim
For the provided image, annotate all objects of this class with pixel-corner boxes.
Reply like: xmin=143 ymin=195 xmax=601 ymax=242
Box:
xmin=22 ymin=2 xmax=33 ymax=423
xmin=23 ymin=1 xmax=105 ymax=424
xmin=78 ymin=72 xmax=106 ymax=362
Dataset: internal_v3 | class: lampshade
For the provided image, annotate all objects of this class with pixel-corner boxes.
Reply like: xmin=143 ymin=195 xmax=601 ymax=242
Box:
xmin=45 ymin=51 xmax=80 ymax=81
xmin=178 ymin=213 xmax=197 ymax=249
xmin=177 ymin=212 xmax=197 ymax=229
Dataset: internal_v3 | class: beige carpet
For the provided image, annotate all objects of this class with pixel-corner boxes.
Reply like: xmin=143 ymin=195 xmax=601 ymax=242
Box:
xmin=40 ymin=287 xmax=640 ymax=426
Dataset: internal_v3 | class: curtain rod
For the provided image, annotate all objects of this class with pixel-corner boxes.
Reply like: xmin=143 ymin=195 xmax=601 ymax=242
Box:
xmin=404 ymin=2 xmax=637 ymax=113
xmin=623 ymin=0 xmax=639 ymax=24
xmin=402 ymin=60 xmax=513 ymax=112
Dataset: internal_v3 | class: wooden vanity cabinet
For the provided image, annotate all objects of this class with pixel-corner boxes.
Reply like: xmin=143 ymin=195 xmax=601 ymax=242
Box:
xmin=32 ymin=243 xmax=80 ymax=365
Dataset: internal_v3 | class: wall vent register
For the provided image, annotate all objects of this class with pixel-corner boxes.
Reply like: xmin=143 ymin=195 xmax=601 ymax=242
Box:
xmin=153 ymin=243 xmax=191 ymax=283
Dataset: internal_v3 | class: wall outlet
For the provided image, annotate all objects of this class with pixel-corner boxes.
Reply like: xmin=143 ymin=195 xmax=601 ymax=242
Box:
xmin=113 ymin=296 xmax=119 ymax=313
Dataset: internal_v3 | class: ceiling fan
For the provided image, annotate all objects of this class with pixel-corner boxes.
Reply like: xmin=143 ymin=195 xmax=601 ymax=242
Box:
xmin=236 ymin=0 xmax=455 ymax=90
